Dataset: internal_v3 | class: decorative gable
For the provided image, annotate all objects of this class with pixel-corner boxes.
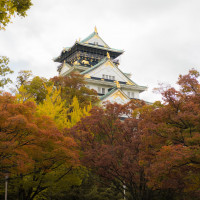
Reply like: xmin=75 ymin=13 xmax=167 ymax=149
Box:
xmin=81 ymin=27 xmax=109 ymax=48
xmin=86 ymin=34 xmax=109 ymax=47
xmin=84 ymin=59 xmax=135 ymax=85
xmin=102 ymin=89 xmax=130 ymax=104
xmin=60 ymin=62 xmax=71 ymax=75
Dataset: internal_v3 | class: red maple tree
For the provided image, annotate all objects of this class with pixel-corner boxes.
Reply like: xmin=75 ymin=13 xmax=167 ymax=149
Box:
xmin=139 ymin=69 xmax=200 ymax=198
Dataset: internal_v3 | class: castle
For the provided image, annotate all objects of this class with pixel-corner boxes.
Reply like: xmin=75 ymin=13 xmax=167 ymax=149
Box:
xmin=54 ymin=27 xmax=147 ymax=104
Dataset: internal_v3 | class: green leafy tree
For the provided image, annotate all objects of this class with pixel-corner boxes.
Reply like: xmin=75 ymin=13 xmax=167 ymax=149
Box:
xmin=0 ymin=56 xmax=13 ymax=88
xmin=51 ymin=171 xmax=123 ymax=200
xmin=17 ymin=70 xmax=33 ymax=87
xmin=16 ymin=74 xmax=52 ymax=104
xmin=0 ymin=0 xmax=33 ymax=30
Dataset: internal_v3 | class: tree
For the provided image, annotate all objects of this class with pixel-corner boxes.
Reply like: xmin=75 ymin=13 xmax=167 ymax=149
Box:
xmin=0 ymin=0 xmax=33 ymax=30
xmin=16 ymin=70 xmax=32 ymax=87
xmin=0 ymin=92 xmax=35 ymax=177
xmin=51 ymin=171 xmax=123 ymax=200
xmin=0 ymin=56 xmax=13 ymax=88
xmin=36 ymin=84 xmax=92 ymax=130
xmin=70 ymin=101 xmax=157 ymax=200
xmin=51 ymin=73 xmax=99 ymax=108
xmin=36 ymin=84 xmax=68 ymax=129
xmin=16 ymin=74 xmax=52 ymax=104
xmin=66 ymin=96 xmax=92 ymax=128
xmin=139 ymin=69 xmax=200 ymax=199
xmin=0 ymin=92 xmax=80 ymax=200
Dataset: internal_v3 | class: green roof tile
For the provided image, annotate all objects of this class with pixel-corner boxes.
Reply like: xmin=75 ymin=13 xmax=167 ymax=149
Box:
xmin=80 ymin=32 xmax=96 ymax=43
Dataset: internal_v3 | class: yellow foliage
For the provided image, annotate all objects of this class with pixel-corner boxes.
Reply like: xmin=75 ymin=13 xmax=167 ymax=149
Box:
xmin=16 ymin=85 xmax=35 ymax=103
xmin=36 ymin=84 xmax=92 ymax=130
xmin=0 ymin=0 xmax=32 ymax=30
xmin=36 ymin=84 xmax=68 ymax=130
xmin=66 ymin=96 xmax=92 ymax=128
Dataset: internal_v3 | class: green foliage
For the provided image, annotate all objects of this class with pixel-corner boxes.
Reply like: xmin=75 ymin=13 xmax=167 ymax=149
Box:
xmin=16 ymin=84 xmax=36 ymax=103
xmin=54 ymin=171 xmax=123 ymax=200
xmin=0 ymin=0 xmax=33 ymax=30
xmin=16 ymin=72 xmax=52 ymax=104
xmin=17 ymin=70 xmax=33 ymax=87
xmin=0 ymin=56 xmax=13 ymax=88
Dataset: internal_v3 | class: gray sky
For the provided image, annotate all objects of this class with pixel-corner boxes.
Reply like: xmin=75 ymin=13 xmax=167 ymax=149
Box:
xmin=0 ymin=0 xmax=200 ymax=102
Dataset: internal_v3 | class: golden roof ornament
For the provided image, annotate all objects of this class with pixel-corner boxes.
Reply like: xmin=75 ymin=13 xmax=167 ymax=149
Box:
xmin=73 ymin=60 xmax=80 ymax=66
xmin=62 ymin=60 xmax=66 ymax=67
xmin=115 ymin=80 xmax=120 ymax=88
xmin=94 ymin=26 xmax=98 ymax=34
xmin=126 ymin=81 xmax=134 ymax=85
xmin=107 ymin=52 xmax=110 ymax=59
xmin=84 ymin=74 xmax=91 ymax=79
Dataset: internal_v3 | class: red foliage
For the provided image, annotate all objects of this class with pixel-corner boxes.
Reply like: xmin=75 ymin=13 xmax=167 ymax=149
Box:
xmin=0 ymin=92 xmax=78 ymax=178
xmin=51 ymin=73 xmax=98 ymax=108
xmin=139 ymin=69 xmax=200 ymax=195
xmin=69 ymin=101 xmax=151 ymax=199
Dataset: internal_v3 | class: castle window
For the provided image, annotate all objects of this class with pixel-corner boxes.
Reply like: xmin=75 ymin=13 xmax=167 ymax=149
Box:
xmin=102 ymin=88 xmax=105 ymax=94
xmin=128 ymin=92 xmax=130 ymax=97
xmin=131 ymin=92 xmax=134 ymax=98
xmin=102 ymin=75 xmax=115 ymax=80
xmin=98 ymin=87 xmax=101 ymax=93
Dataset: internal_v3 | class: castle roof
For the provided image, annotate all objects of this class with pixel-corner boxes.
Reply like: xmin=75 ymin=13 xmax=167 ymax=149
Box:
xmin=54 ymin=28 xmax=124 ymax=63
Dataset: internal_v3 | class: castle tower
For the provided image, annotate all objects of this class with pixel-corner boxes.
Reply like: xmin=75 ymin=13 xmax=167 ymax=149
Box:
xmin=54 ymin=27 xmax=147 ymax=104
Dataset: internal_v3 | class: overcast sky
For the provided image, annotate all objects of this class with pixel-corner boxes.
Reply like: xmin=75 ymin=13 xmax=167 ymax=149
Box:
xmin=0 ymin=0 xmax=199 ymax=102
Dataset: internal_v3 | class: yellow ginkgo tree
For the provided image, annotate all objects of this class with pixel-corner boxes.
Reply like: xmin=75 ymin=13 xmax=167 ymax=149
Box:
xmin=66 ymin=96 xmax=92 ymax=128
xmin=37 ymin=84 xmax=92 ymax=130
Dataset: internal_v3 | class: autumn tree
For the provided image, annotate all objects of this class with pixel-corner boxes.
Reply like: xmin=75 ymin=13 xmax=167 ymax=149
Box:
xmin=0 ymin=93 xmax=35 ymax=177
xmin=0 ymin=0 xmax=33 ymax=30
xmin=139 ymin=69 xmax=200 ymax=200
xmin=51 ymin=73 xmax=99 ymax=108
xmin=69 ymin=101 xmax=158 ymax=200
xmin=36 ymin=84 xmax=91 ymax=130
xmin=0 ymin=92 xmax=80 ymax=200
